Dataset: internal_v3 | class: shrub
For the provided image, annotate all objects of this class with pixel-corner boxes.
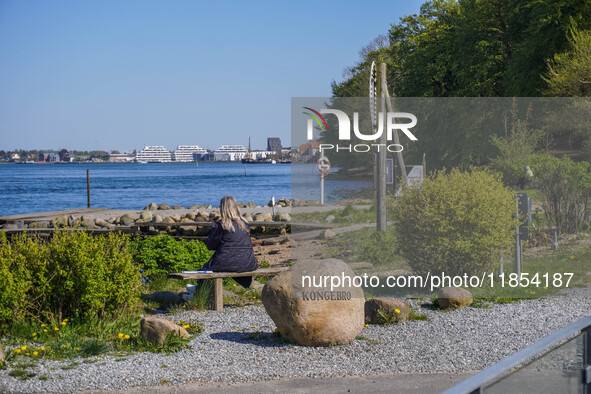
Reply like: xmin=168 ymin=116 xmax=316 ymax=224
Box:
xmin=0 ymin=230 xmax=141 ymax=333
xmin=532 ymin=155 xmax=591 ymax=234
xmin=130 ymin=235 xmax=213 ymax=278
xmin=390 ymin=168 xmax=516 ymax=277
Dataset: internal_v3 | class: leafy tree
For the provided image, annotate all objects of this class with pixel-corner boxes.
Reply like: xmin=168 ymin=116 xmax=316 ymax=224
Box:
xmin=544 ymin=28 xmax=591 ymax=96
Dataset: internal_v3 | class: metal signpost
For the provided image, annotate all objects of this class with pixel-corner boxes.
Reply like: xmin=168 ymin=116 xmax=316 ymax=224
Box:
xmin=317 ymin=156 xmax=330 ymax=205
xmin=515 ymin=192 xmax=532 ymax=275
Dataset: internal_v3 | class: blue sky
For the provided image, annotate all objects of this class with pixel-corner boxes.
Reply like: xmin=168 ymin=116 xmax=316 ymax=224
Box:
xmin=0 ymin=0 xmax=425 ymax=152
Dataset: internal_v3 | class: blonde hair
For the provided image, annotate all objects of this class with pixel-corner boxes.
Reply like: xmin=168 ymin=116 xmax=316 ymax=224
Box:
xmin=220 ymin=195 xmax=248 ymax=232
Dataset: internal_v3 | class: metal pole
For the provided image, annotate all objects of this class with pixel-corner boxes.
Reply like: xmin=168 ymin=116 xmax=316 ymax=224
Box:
xmin=376 ymin=63 xmax=387 ymax=232
xmin=515 ymin=197 xmax=521 ymax=275
xmin=320 ymin=173 xmax=324 ymax=205
xmin=86 ymin=169 xmax=90 ymax=208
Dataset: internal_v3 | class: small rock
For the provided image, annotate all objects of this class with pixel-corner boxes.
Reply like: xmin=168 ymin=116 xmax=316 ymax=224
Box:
xmin=437 ymin=286 xmax=473 ymax=309
xmin=325 ymin=215 xmax=336 ymax=223
xmin=365 ymin=298 xmax=410 ymax=324
xmin=243 ymin=213 xmax=254 ymax=222
xmin=140 ymin=211 xmax=153 ymax=221
xmin=95 ymin=218 xmax=109 ymax=228
xmin=184 ymin=212 xmax=197 ymax=221
xmin=120 ymin=214 xmax=135 ymax=226
xmin=173 ymin=205 xmax=184 ymax=210
xmin=162 ymin=217 xmax=176 ymax=224
xmin=140 ymin=317 xmax=190 ymax=346
xmin=254 ymin=213 xmax=273 ymax=222
xmin=277 ymin=213 xmax=291 ymax=222
xmin=170 ymin=214 xmax=181 ymax=222
xmin=158 ymin=203 xmax=171 ymax=210
xmin=145 ymin=202 xmax=158 ymax=210
xmin=189 ymin=204 xmax=200 ymax=210
xmin=152 ymin=214 xmax=164 ymax=224
xmin=321 ymin=230 xmax=336 ymax=239
xmin=80 ymin=217 xmax=97 ymax=229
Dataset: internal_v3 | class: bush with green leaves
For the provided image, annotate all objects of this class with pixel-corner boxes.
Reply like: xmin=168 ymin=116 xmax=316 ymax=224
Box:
xmin=130 ymin=235 xmax=213 ymax=278
xmin=0 ymin=230 xmax=141 ymax=333
xmin=532 ymin=155 xmax=591 ymax=234
xmin=390 ymin=168 xmax=516 ymax=277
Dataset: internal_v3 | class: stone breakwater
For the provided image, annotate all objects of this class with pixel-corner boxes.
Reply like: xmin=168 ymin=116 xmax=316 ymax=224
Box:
xmin=0 ymin=198 xmax=314 ymax=236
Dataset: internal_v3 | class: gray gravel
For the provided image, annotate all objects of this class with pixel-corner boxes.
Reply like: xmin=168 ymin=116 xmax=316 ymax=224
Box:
xmin=1 ymin=287 xmax=589 ymax=393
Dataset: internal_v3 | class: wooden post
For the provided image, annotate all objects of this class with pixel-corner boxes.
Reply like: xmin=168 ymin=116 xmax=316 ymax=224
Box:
xmin=86 ymin=169 xmax=90 ymax=208
xmin=214 ymin=278 xmax=224 ymax=311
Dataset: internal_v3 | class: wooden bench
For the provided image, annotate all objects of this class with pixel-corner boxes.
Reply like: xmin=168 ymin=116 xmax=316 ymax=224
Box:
xmin=168 ymin=267 xmax=290 ymax=311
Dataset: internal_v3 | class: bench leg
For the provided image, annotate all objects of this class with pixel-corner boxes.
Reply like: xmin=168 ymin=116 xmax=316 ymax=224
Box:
xmin=213 ymin=278 xmax=224 ymax=311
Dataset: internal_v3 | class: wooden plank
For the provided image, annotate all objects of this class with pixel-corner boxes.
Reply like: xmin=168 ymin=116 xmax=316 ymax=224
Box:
xmin=168 ymin=266 xmax=289 ymax=280
xmin=214 ymin=278 xmax=223 ymax=311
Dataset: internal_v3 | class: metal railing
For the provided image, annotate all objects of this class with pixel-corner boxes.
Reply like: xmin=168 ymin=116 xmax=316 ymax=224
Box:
xmin=443 ymin=316 xmax=591 ymax=394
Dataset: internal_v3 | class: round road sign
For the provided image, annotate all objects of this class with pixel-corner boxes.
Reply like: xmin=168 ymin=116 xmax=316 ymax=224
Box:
xmin=317 ymin=156 xmax=331 ymax=174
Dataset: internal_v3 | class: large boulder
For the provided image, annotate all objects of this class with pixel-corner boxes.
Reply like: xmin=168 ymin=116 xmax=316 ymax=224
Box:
xmin=80 ymin=216 xmax=97 ymax=229
xmin=140 ymin=317 xmax=190 ymax=346
xmin=277 ymin=213 xmax=291 ymax=222
xmin=140 ymin=211 xmax=153 ymax=221
xmin=262 ymin=259 xmax=364 ymax=346
xmin=437 ymin=286 xmax=473 ymax=309
xmin=254 ymin=213 xmax=273 ymax=222
xmin=120 ymin=214 xmax=135 ymax=226
xmin=158 ymin=203 xmax=171 ymax=210
xmin=365 ymin=298 xmax=410 ymax=324
xmin=145 ymin=202 xmax=158 ymax=210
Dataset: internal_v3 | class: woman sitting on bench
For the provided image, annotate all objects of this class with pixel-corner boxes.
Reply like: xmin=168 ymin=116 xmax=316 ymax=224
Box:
xmin=201 ymin=195 xmax=258 ymax=288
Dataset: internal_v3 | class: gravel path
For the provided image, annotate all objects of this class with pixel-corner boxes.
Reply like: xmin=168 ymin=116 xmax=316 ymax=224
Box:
xmin=1 ymin=287 xmax=589 ymax=393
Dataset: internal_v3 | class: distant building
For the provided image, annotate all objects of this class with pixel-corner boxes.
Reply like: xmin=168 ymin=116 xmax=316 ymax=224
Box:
xmin=299 ymin=141 xmax=321 ymax=161
xmin=213 ymin=145 xmax=247 ymax=161
xmin=9 ymin=153 xmax=20 ymax=161
xmin=39 ymin=153 xmax=60 ymax=162
xmin=267 ymin=137 xmax=282 ymax=154
xmin=135 ymin=146 xmax=172 ymax=163
xmin=109 ymin=153 xmax=135 ymax=162
xmin=172 ymin=145 xmax=208 ymax=162
xmin=59 ymin=149 xmax=71 ymax=162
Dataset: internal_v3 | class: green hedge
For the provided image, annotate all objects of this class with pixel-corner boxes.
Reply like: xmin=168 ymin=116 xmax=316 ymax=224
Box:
xmin=130 ymin=234 xmax=213 ymax=278
xmin=0 ymin=230 xmax=141 ymax=333
xmin=391 ymin=168 xmax=516 ymax=277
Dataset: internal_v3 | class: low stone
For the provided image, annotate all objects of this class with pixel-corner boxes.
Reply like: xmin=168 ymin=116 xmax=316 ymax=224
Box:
xmin=149 ymin=202 xmax=159 ymax=210
xmin=207 ymin=204 xmax=212 ymax=209
xmin=254 ymin=213 xmax=273 ymax=222
xmin=321 ymin=230 xmax=336 ymax=239
xmin=189 ymin=204 xmax=200 ymax=210
xmin=29 ymin=221 xmax=49 ymax=229
xmin=173 ymin=205 xmax=184 ymax=210
xmin=437 ymin=286 xmax=473 ymax=309
xmin=145 ymin=291 xmax=184 ymax=307
xmin=169 ymin=214 xmax=181 ymax=222
xmin=152 ymin=214 xmax=164 ymax=223
xmin=184 ymin=212 xmax=197 ymax=221
xmin=2 ymin=223 xmax=18 ymax=230
xmin=140 ymin=211 xmax=153 ymax=221
xmin=67 ymin=215 xmax=78 ymax=226
xmin=140 ymin=317 xmax=190 ymax=346
xmin=246 ymin=202 xmax=256 ymax=208
xmin=162 ymin=217 xmax=176 ymax=224
xmin=223 ymin=290 xmax=238 ymax=299
xmin=262 ymin=238 xmax=280 ymax=246
xmin=180 ymin=218 xmax=191 ymax=223
xmin=262 ymin=259 xmax=364 ymax=346
xmin=251 ymin=280 xmax=265 ymax=292
xmin=120 ymin=215 xmax=135 ymax=226
xmin=277 ymin=213 xmax=291 ymax=222
xmin=243 ymin=213 xmax=253 ymax=222
xmin=325 ymin=215 xmax=336 ymax=223
xmin=95 ymin=218 xmax=109 ymax=228
xmin=305 ymin=199 xmax=320 ymax=206
xmin=364 ymin=298 xmax=410 ymax=324
xmin=158 ymin=203 xmax=171 ymax=210
xmin=80 ymin=217 xmax=97 ymax=229
xmin=180 ymin=225 xmax=197 ymax=235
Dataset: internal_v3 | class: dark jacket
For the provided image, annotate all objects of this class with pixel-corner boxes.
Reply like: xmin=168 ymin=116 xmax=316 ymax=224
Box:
xmin=204 ymin=220 xmax=257 ymax=273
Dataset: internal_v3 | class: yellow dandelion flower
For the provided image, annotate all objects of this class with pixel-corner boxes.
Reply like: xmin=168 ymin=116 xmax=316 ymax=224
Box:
xmin=47 ymin=346 xmax=51 ymax=349
xmin=530 ymin=291 xmax=536 ymax=295
xmin=43 ymin=329 xmax=48 ymax=333
xmin=274 ymin=328 xmax=279 ymax=333
xmin=118 ymin=333 xmax=124 ymax=339
xmin=394 ymin=309 xmax=401 ymax=314
xmin=543 ymin=286 xmax=547 ymax=290
xmin=182 ymin=325 xmax=190 ymax=329
xmin=365 ymin=324 xmax=369 ymax=327
xmin=75 ymin=347 xmax=80 ymax=351
xmin=496 ymin=297 xmax=501 ymax=300
xmin=61 ymin=321 xmax=66 ymax=326
xmin=39 ymin=347 xmax=45 ymax=351
xmin=33 ymin=332 xmax=37 ymax=336
xmin=63 ymin=345 xmax=67 ymax=348
xmin=26 ymin=353 xmax=30 ymax=356
xmin=233 ymin=284 xmax=236 ymax=286
xmin=252 ymin=296 xmax=256 ymax=299
xmin=54 ymin=327 xmax=59 ymax=331
xmin=33 ymin=351 xmax=38 ymax=356
xmin=124 ymin=335 xmax=130 ymax=339
xmin=63 ymin=319 xmax=68 ymax=322
xmin=14 ymin=349 xmax=21 ymax=354
xmin=570 ymin=256 xmax=575 ymax=260
xmin=41 ymin=324 xmax=45 ymax=327
xmin=254 ymin=325 xmax=257 ymax=329
xmin=21 ymin=346 xmax=27 ymax=351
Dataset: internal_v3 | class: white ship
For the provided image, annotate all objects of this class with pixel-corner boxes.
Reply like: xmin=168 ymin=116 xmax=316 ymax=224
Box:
xmin=135 ymin=146 xmax=172 ymax=163
xmin=171 ymin=145 xmax=208 ymax=162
